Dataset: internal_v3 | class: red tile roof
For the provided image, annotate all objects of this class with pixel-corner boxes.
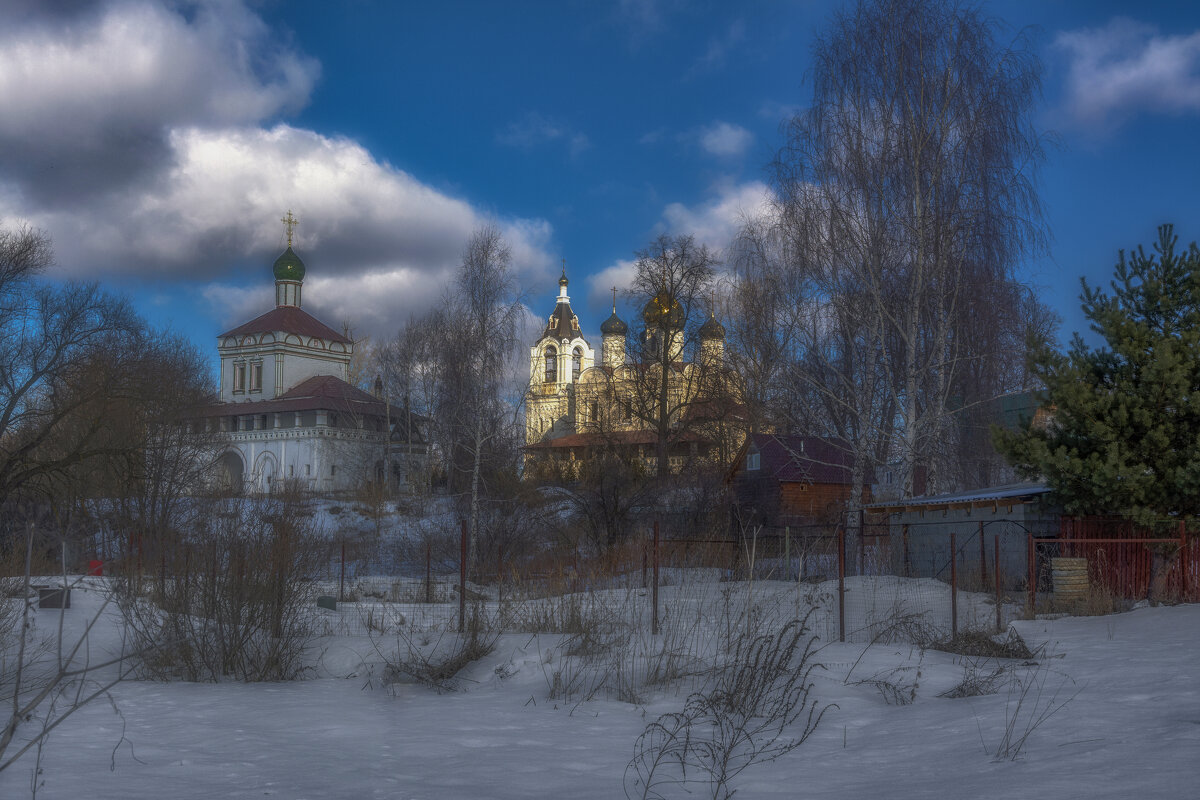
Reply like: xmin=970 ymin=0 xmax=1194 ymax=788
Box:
xmin=219 ymin=306 xmax=351 ymax=344
xmin=198 ymin=375 xmax=397 ymax=418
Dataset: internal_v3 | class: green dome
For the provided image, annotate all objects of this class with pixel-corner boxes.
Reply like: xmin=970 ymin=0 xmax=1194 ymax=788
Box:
xmin=273 ymin=246 xmax=306 ymax=282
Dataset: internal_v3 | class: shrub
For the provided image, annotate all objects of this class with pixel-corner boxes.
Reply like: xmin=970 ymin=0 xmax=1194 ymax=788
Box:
xmin=116 ymin=494 xmax=323 ymax=682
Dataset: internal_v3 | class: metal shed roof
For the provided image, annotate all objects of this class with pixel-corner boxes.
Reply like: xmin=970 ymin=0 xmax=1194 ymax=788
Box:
xmin=865 ymin=482 xmax=1049 ymax=512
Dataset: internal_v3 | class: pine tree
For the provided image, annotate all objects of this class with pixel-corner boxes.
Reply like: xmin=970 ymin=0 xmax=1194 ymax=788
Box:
xmin=996 ymin=224 xmax=1200 ymax=528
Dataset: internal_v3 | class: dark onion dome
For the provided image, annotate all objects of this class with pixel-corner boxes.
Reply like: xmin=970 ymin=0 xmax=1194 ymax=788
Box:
xmin=641 ymin=289 xmax=685 ymax=329
xmin=273 ymin=246 xmax=306 ymax=281
xmin=601 ymin=309 xmax=628 ymax=336
xmin=699 ymin=312 xmax=726 ymax=341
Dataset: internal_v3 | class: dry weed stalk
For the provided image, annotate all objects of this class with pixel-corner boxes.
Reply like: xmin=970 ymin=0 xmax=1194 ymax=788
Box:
xmin=625 ymin=611 xmax=831 ymax=800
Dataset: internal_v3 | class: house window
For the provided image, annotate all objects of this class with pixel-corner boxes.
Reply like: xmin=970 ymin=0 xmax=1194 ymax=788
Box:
xmin=250 ymin=362 xmax=263 ymax=392
xmin=590 ymin=399 xmax=599 ymax=423
xmin=233 ymin=363 xmax=246 ymax=393
xmin=305 ymin=464 xmax=311 ymax=476
xmin=544 ymin=347 xmax=557 ymax=383
xmin=328 ymin=413 xmax=338 ymax=428
xmin=289 ymin=465 xmax=294 ymax=477
xmin=746 ymin=451 xmax=761 ymax=471
xmin=331 ymin=464 xmax=337 ymax=477
xmin=573 ymin=347 xmax=582 ymax=380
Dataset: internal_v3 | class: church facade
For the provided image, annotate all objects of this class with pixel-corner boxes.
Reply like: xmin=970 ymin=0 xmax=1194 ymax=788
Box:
xmin=197 ymin=218 xmax=426 ymax=494
xmin=524 ymin=270 xmax=742 ymax=476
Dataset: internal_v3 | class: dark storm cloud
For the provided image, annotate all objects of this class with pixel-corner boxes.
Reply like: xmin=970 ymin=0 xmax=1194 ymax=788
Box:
xmin=0 ymin=0 xmax=319 ymax=206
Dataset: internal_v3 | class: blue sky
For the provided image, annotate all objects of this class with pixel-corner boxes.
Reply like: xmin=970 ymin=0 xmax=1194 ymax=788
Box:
xmin=2 ymin=0 xmax=1200 ymax=374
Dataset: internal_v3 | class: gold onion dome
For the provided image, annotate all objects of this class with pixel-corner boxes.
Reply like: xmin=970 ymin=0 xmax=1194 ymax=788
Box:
xmin=273 ymin=246 xmax=306 ymax=281
xmin=641 ymin=289 xmax=684 ymax=329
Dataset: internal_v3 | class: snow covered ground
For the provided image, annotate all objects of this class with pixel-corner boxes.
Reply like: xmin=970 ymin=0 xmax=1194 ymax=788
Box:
xmin=2 ymin=575 xmax=1197 ymax=799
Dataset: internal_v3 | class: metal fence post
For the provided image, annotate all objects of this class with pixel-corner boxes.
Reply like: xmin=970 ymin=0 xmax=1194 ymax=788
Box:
xmin=652 ymin=521 xmax=660 ymax=636
xmin=339 ymin=539 xmax=345 ymax=602
xmin=1027 ymin=533 xmax=1036 ymax=614
xmin=1179 ymin=520 xmax=1189 ymax=601
xmin=950 ymin=532 xmax=958 ymax=640
xmin=425 ymin=539 xmax=432 ymax=604
xmin=641 ymin=544 xmax=647 ymax=590
xmin=785 ymin=526 xmax=791 ymax=581
xmin=979 ymin=521 xmax=986 ymax=586
xmin=994 ymin=534 xmax=1002 ymax=633
xmin=838 ymin=525 xmax=846 ymax=643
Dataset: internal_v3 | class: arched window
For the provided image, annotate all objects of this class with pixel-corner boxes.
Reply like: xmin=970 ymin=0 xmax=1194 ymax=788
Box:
xmin=590 ymin=399 xmax=599 ymax=423
xmin=572 ymin=347 xmax=583 ymax=380
xmin=544 ymin=347 xmax=557 ymax=383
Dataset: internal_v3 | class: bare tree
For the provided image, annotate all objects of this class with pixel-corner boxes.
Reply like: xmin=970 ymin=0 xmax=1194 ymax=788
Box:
xmin=76 ymin=330 xmax=219 ymax=565
xmin=0 ymin=224 xmax=144 ymax=510
xmin=724 ymin=219 xmax=799 ymax=437
xmin=625 ymin=234 xmax=737 ymax=481
xmin=376 ymin=312 xmax=442 ymax=497
xmin=764 ymin=0 xmax=1051 ymax=557
xmin=439 ymin=226 xmax=525 ymax=564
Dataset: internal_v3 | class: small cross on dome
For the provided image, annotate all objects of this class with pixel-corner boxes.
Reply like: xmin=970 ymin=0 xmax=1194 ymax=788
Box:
xmin=281 ymin=210 xmax=299 ymax=247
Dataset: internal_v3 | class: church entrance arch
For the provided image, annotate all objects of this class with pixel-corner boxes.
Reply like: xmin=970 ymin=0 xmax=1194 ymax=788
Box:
xmin=217 ymin=450 xmax=245 ymax=494
xmin=253 ymin=452 xmax=279 ymax=493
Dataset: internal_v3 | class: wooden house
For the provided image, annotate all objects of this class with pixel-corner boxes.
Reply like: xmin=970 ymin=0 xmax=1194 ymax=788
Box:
xmin=727 ymin=434 xmax=870 ymax=531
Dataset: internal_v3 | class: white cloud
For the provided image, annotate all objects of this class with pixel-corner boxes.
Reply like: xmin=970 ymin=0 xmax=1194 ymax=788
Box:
xmin=661 ymin=181 xmax=772 ymax=251
xmin=587 ymin=258 xmax=639 ymax=305
xmin=587 ymin=181 xmax=773 ymax=306
xmin=204 ymin=264 xmax=455 ymax=340
xmin=696 ymin=121 xmax=754 ymax=158
xmin=1056 ymin=18 xmax=1200 ymax=127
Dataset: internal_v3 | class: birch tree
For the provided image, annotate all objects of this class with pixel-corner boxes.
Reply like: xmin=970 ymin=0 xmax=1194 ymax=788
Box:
xmin=440 ymin=225 xmax=524 ymax=564
xmin=766 ymin=0 xmax=1049 ymax=524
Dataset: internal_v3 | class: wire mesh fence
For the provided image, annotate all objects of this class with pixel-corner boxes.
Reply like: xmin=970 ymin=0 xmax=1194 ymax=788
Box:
xmin=75 ymin=507 xmax=1200 ymax=654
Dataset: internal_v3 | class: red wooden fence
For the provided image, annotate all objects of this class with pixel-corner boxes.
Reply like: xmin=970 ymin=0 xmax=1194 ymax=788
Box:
xmin=1058 ymin=517 xmax=1200 ymax=603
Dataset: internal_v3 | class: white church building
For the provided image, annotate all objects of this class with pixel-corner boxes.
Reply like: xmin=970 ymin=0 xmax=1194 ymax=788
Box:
xmin=198 ymin=218 xmax=426 ymax=493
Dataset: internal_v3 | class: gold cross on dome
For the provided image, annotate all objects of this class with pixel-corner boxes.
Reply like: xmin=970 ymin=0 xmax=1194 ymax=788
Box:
xmin=281 ymin=210 xmax=299 ymax=247
xmin=611 ymin=286 xmax=618 ymax=311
